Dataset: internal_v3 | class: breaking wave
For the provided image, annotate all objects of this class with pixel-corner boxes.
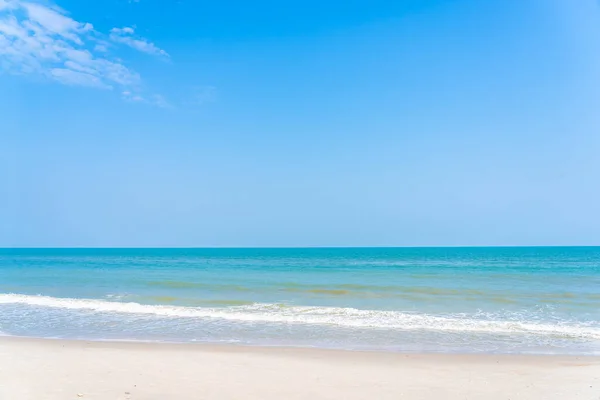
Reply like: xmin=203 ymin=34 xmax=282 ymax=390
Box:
xmin=1 ymin=293 xmax=599 ymax=340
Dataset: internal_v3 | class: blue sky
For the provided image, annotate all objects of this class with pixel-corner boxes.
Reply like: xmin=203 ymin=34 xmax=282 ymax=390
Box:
xmin=1 ymin=0 xmax=600 ymax=247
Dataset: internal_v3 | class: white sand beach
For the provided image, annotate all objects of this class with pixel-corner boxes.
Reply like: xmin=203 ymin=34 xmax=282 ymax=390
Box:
xmin=0 ymin=337 xmax=599 ymax=400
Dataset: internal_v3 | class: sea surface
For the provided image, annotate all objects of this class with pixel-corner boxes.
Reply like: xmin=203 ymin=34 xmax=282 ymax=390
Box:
xmin=1 ymin=247 xmax=599 ymax=354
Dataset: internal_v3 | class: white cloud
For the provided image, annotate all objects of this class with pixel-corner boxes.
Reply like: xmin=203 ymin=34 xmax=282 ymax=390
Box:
xmin=93 ymin=42 xmax=108 ymax=52
xmin=51 ymin=67 xmax=109 ymax=88
xmin=122 ymin=90 xmax=171 ymax=108
xmin=0 ymin=0 xmax=166 ymax=104
xmin=116 ymin=26 xmax=134 ymax=35
xmin=122 ymin=90 xmax=144 ymax=102
xmin=109 ymin=26 xmax=168 ymax=58
xmin=0 ymin=0 xmax=14 ymax=11
xmin=21 ymin=2 xmax=92 ymax=44
xmin=64 ymin=60 xmax=96 ymax=75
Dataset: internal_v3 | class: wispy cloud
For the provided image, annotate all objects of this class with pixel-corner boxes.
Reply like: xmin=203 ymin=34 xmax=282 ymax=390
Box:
xmin=51 ymin=67 xmax=110 ymax=88
xmin=110 ymin=26 xmax=168 ymax=58
xmin=93 ymin=41 xmax=110 ymax=53
xmin=151 ymin=94 xmax=171 ymax=108
xmin=0 ymin=0 xmax=167 ymax=104
xmin=122 ymin=90 xmax=144 ymax=102
xmin=122 ymin=90 xmax=171 ymax=108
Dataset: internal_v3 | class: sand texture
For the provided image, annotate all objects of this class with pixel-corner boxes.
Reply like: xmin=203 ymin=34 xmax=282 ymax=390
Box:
xmin=1 ymin=337 xmax=599 ymax=400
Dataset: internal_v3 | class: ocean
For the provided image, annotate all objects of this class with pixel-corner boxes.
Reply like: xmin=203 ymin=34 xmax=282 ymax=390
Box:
xmin=0 ymin=247 xmax=599 ymax=354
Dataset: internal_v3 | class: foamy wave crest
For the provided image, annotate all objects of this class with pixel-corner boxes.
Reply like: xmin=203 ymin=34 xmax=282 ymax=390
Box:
xmin=1 ymin=293 xmax=599 ymax=339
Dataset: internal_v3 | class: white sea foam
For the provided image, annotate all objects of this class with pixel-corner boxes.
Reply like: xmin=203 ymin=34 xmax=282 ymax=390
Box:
xmin=1 ymin=293 xmax=599 ymax=340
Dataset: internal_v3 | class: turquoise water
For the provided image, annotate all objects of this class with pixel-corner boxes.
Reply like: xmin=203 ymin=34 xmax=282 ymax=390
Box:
xmin=1 ymin=247 xmax=599 ymax=354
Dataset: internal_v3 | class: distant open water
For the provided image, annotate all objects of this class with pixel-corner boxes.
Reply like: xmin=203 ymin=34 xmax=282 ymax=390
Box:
xmin=1 ymin=247 xmax=599 ymax=354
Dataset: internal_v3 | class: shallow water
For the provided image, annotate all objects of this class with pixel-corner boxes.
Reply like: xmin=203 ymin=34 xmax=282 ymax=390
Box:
xmin=1 ymin=247 xmax=599 ymax=354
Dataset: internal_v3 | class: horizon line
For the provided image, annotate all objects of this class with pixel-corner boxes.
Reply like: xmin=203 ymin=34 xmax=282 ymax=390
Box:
xmin=1 ymin=245 xmax=599 ymax=249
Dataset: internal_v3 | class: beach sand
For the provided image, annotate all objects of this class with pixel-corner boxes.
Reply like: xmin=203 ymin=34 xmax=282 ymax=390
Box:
xmin=1 ymin=337 xmax=599 ymax=400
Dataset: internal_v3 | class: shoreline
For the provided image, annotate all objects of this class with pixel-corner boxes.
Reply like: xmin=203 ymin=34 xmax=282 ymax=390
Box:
xmin=2 ymin=333 xmax=600 ymax=358
xmin=1 ymin=336 xmax=599 ymax=399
